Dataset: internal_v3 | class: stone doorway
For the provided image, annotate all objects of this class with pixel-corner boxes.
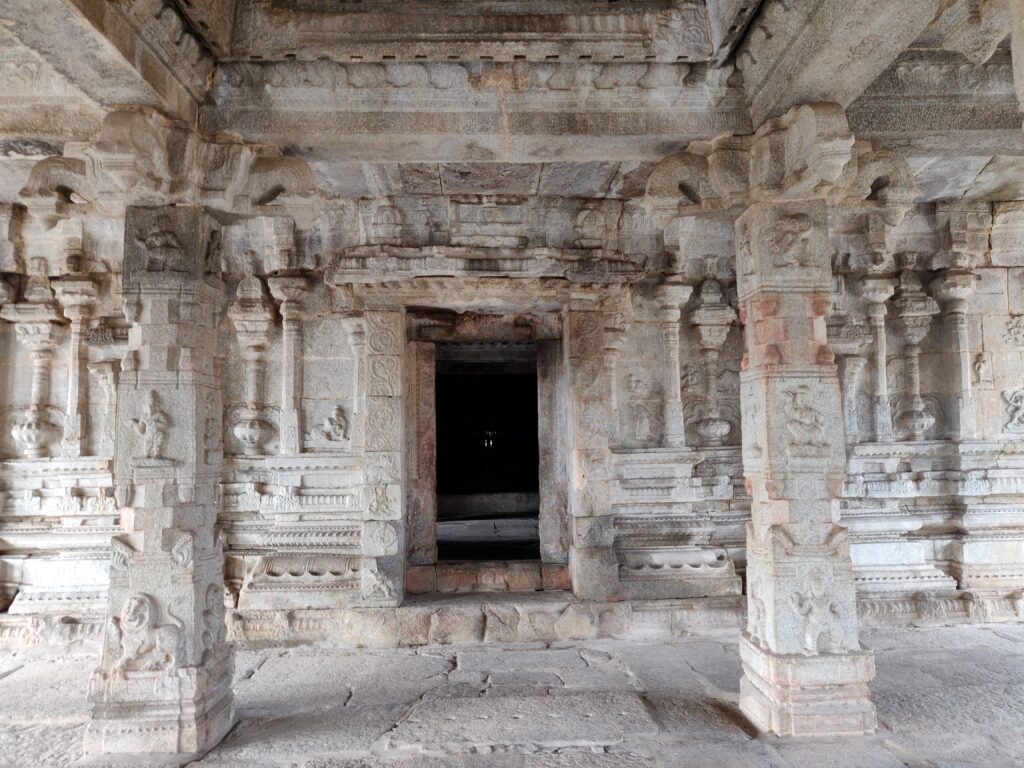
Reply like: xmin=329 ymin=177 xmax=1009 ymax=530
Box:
xmin=405 ymin=311 xmax=571 ymax=595
xmin=435 ymin=342 xmax=540 ymax=562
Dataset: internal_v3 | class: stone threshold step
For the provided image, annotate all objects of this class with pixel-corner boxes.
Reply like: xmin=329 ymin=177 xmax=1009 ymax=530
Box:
xmin=408 ymin=560 xmax=570 ymax=594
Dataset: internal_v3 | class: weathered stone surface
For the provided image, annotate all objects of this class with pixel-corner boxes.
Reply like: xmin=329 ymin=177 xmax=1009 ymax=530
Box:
xmin=1 ymin=1 xmax=1024 ymax=761
xmin=386 ymin=692 xmax=658 ymax=752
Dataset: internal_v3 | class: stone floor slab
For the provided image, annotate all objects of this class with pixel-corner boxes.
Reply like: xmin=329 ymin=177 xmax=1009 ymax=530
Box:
xmin=386 ymin=692 xmax=659 ymax=753
xmin=0 ymin=628 xmax=1020 ymax=767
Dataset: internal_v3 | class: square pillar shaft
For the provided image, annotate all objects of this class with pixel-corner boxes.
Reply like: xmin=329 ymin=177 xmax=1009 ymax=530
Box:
xmin=737 ymin=105 xmax=876 ymax=737
xmin=84 ymin=206 xmax=234 ymax=761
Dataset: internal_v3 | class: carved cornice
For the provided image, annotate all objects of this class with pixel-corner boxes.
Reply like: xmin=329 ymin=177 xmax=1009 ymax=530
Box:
xmin=232 ymin=0 xmax=712 ymax=63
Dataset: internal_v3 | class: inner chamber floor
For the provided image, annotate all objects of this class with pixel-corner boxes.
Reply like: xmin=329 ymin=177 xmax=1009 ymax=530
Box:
xmin=3 ymin=625 xmax=1023 ymax=767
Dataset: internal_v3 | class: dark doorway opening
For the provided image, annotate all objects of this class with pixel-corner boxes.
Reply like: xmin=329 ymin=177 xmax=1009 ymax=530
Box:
xmin=435 ymin=343 xmax=540 ymax=561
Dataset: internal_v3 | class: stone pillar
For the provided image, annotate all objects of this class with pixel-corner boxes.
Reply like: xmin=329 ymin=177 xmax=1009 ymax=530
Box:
xmin=361 ymin=308 xmax=405 ymax=605
xmin=861 ymin=278 xmax=896 ymax=443
xmin=655 ymin=281 xmax=693 ymax=448
xmin=84 ymin=206 xmax=234 ymax=760
xmin=931 ymin=269 xmax=977 ymax=441
xmin=737 ymin=105 xmax=875 ymax=737
xmin=268 ymin=276 xmax=307 ymax=455
xmin=566 ymin=293 xmax=619 ymax=600
xmin=1 ymin=273 xmax=64 ymax=459
xmin=892 ymin=265 xmax=939 ymax=442
xmin=54 ymin=277 xmax=98 ymax=458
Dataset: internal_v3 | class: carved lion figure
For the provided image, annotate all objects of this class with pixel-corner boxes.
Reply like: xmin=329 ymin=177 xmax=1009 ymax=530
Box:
xmin=109 ymin=593 xmax=183 ymax=676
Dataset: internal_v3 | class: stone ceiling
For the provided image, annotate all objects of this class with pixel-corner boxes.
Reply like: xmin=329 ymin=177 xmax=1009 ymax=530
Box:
xmin=0 ymin=0 xmax=1020 ymax=206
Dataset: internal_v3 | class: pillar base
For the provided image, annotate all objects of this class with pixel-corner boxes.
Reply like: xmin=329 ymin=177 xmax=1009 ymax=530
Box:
xmin=83 ymin=651 xmax=235 ymax=762
xmin=738 ymin=633 xmax=876 ymax=737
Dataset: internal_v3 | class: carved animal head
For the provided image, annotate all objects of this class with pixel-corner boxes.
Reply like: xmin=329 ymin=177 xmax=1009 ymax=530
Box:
xmin=120 ymin=594 xmax=155 ymax=633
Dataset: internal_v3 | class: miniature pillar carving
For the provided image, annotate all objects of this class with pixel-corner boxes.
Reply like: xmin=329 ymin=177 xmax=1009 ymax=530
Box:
xmin=892 ymin=264 xmax=939 ymax=442
xmin=1 ymin=271 xmax=64 ymax=459
xmin=269 ymin=276 xmax=307 ymax=454
xmin=690 ymin=278 xmax=738 ymax=446
xmin=737 ymin=104 xmax=875 ymax=738
xmin=861 ymin=278 xmax=896 ymax=443
xmin=227 ymin=271 xmax=275 ymax=456
xmin=655 ymin=281 xmax=693 ymax=448
xmin=85 ymin=206 xmax=234 ymax=760
xmin=55 ymin=277 xmax=98 ymax=457
xmin=931 ymin=269 xmax=977 ymax=440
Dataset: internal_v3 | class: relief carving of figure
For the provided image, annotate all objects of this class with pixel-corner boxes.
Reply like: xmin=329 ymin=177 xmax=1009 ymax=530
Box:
xmin=135 ymin=215 xmax=188 ymax=273
xmin=131 ymin=390 xmax=170 ymax=459
xmin=306 ymin=405 xmax=349 ymax=446
xmin=973 ymin=354 xmax=992 ymax=386
xmin=1004 ymin=389 xmax=1024 ymax=434
xmin=200 ymin=583 xmax=226 ymax=659
xmin=784 ymin=386 xmax=829 ymax=457
xmin=770 ymin=214 xmax=814 ymax=268
xmin=748 ymin=579 xmax=767 ymax=642
xmin=107 ymin=593 xmax=184 ymax=676
xmin=789 ymin=571 xmax=845 ymax=655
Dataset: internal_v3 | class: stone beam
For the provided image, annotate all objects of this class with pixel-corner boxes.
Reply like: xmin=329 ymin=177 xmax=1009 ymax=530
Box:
xmin=849 ymin=50 xmax=1024 ymax=157
xmin=735 ymin=0 xmax=944 ymax=126
xmin=1 ymin=0 xmax=213 ymax=125
xmin=173 ymin=0 xmax=236 ymax=59
xmin=203 ymin=61 xmax=751 ymax=164
xmin=231 ymin=0 xmax=713 ymax=63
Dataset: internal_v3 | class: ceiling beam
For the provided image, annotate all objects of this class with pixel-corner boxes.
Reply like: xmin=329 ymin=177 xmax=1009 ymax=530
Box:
xmin=735 ymin=0 xmax=946 ymax=126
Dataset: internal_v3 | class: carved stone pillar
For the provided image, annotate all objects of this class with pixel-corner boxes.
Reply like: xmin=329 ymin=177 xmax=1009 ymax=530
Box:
xmin=360 ymin=308 xmax=404 ymax=605
xmin=54 ymin=277 xmax=98 ymax=458
xmin=227 ymin=272 xmax=275 ymax=457
xmin=85 ymin=206 xmax=233 ymax=759
xmin=655 ymin=281 xmax=693 ymax=448
xmin=892 ymin=265 xmax=939 ymax=442
xmin=690 ymin=278 xmax=737 ymax=446
xmin=931 ymin=269 xmax=977 ymax=441
xmin=861 ymin=278 xmax=896 ymax=443
xmin=1 ymin=273 xmax=64 ymax=459
xmin=566 ymin=293 xmax=618 ymax=600
xmin=737 ymin=105 xmax=875 ymax=737
xmin=268 ymin=276 xmax=307 ymax=455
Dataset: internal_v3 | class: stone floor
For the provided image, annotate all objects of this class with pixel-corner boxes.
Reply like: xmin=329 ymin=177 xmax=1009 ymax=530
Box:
xmin=0 ymin=624 xmax=1022 ymax=767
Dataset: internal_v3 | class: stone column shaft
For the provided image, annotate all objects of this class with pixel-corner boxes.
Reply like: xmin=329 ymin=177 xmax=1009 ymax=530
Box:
xmin=269 ymin=276 xmax=306 ymax=455
xmin=932 ymin=271 xmax=977 ymax=441
xmin=861 ymin=279 xmax=896 ymax=443
xmin=655 ymin=282 xmax=693 ymax=449
xmin=55 ymin=278 xmax=98 ymax=458
xmin=85 ymin=206 xmax=234 ymax=760
xmin=735 ymin=105 xmax=875 ymax=738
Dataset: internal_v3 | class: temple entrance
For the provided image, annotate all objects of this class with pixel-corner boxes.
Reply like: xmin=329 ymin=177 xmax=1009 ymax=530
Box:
xmin=435 ymin=343 xmax=540 ymax=561
xmin=404 ymin=310 xmax=571 ymax=594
